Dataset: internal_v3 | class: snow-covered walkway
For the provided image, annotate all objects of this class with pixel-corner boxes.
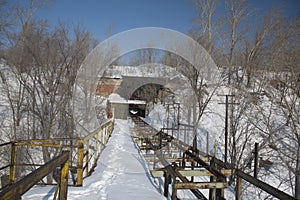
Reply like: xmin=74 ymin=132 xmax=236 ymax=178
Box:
xmin=23 ymin=119 xmax=165 ymax=200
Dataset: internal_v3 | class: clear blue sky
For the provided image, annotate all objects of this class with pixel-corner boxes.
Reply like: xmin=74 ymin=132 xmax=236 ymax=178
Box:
xmin=10 ymin=0 xmax=300 ymax=41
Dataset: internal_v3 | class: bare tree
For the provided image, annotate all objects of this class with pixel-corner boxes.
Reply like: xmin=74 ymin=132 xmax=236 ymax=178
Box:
xmin=0 ymin=0 xmax=48 ymax=140
xmin=0 ymin=0 xmax=10 ymax=48
xmin=129 ymin=47 xmax=161 ymax=66
xmin=192 ymin=0 xmax=218 ymax=55
xmin=264 ymin=14 xmax=300 ymax=198
xmin=1 ymin=0 xmax=96 ymax=183
xmin=241 ymin=13 xmax=300 ymax=198
xmin=241 ymin=10 xmax=281 ymax=88
xmin=218 ymin=0 xmax=250 ymax=84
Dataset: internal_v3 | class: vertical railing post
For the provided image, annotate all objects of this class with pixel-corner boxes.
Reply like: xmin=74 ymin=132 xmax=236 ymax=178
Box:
xmin=111 ymin=121 xmax=114 ymax=135
xmin=59 ymin=151 xmax=69 ymax=200
xmin=85 ymin=140 xmax=89 ymax=176
xmin=77 ymin=140 xmax=84 ymax=186
xmin=236 ymin=176 xmax=242 ymax=200
xmin=182 ymin=152 xmax=186 ymax=168
xmin=254 ymin=142 xmax=259 ymax=179
xmin=159 ymin=131 xmax=162 ymax=150
xmin=103 ymin=126 xmax=106 ymax=145
xmin=172 ymin=179 xmax=178 ymax=200
xmin=209 ymin=160 xmax=216 ymax=200
xmin=94 ymin=131 xmax=99 ymax=165
xmin=9 ymin=142 xmax=17 ymax=184
xmin=225 ymin=95 xmax=229 ymax=163
xmin=106 ymin=125 xmax=109 ymax=143
xmin=206 ymin=131 xmax=209 ymax=156
xmin=99 ymin=128 xmax=103 ymax=153
xmin=163 ymin=171 xmax=170 ymax=197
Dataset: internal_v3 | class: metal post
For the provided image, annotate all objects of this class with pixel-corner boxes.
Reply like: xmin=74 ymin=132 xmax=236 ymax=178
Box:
xmin=182 ymin=152 xmax=186 ymax=168
xmin=177 ymin=104 xmax=180 ymax=130
xmin=225 ymin=95 xmax=228 ymax=163
xmin=164 ymin=172 xmax=170 ymax=197
xmin=218 ymin=94 xmax=237 ymax=163
xmin=191 ymin=160 xmax=195 ymax=182
xmin=207 ymin=131 xmax=209 ymax=156
xmin=99 ymin=129 xmax=103 ymax=153
xmin=254 ymin=142 xmax=259 ymax=178
xmin=172 ymin=123 xmax=175 ymax=139
xmin=214 ymin=142 xmax=216 ymax=157
xmin=236 ymin=176 xmax=242 ymax=200
xmin=94 ymin=131 xmax=99 ymax=165
xmin=59 ymin=151 xmax=69 ymax=200
xmin=172 ymin=179 xmax=178 ymax=200
xmin=86 ymin=141 xmax=90 ymax=176
xmin=209 ymin=159 xmax=216 ymax=200
xmin=167 ymin=105 xmax=170 ymax=135
xmin=9 ymin=142 xmax=17 ymax=184
xmin=77 ymin=140 xmax=84 ymax=186
xmin=184 ymin=126 xmax=186 ymax=145
xmin=103 ymin=126 xmax=107 ymax=144
xmin=159 ymin=132 xmax=162 ymax=149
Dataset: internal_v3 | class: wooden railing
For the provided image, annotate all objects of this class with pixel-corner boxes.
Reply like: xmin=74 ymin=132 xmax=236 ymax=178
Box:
xmin=0 ymin=119 xmax=114 ymax=198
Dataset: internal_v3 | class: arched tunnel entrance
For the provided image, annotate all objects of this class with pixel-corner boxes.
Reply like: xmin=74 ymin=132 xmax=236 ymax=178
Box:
xmin=129 ymin=83 xmax=174 ymax=118
xmin=104 ymin=74 xmax=178 ymax=120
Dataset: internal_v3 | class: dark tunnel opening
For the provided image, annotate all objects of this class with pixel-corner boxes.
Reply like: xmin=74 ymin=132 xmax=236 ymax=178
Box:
xmin=129 ymin=83 xmax=173 ymax=118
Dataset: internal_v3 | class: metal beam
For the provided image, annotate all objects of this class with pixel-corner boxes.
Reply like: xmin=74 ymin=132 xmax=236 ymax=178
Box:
xmin=151 ymin=169 xmax=234 ymax=177
xmin=0 ymin=151 xmax=69 ymax=200
xmin=144 ymin=154 xmax=211 ymax=162
xmin=236 ymin=170 xmax=295 ymax=200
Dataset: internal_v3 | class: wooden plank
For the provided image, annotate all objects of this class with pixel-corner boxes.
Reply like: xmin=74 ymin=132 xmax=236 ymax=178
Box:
xmin=178 ymin=169 xmax=234 ymax=177
xmin=151 ymin=170 xmax=164 ymax=177
xmin=175 ymin=182 xmax=227 ymax=190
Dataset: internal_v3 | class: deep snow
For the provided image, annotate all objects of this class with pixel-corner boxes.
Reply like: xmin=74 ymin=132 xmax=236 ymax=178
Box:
xmin=23 ymin=119 xmax=165 ymax=200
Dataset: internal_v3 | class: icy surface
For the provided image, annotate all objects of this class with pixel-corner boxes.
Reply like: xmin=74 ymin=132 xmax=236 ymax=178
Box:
xmin=23 ymin=119 xmax=165 ymax=200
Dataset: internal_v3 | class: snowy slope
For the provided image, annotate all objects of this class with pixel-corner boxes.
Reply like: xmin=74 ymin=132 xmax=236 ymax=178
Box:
xmin=23 ymin=119 xmax=165 ymax=200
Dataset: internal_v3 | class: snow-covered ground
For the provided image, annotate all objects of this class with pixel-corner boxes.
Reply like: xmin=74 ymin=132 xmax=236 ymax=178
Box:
xmin=23 ymin=119 xmax=165 ymax=200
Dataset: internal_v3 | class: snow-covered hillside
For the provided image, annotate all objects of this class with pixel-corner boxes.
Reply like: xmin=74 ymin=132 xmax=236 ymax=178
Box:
xmin=2 ymin=62 xmax=297 ymax=199
xmin=103 ymin=64 xmax=179 ymax=79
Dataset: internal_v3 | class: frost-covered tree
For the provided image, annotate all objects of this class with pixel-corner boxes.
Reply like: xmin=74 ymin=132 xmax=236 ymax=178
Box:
xmin=259 ymin=14 xmax=300 ymax=198
xmin=0 ymin=0 xmax=96 ymax=183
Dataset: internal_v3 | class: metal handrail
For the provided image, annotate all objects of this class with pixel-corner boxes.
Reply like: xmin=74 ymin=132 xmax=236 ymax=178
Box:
xmin=0 ymin=119 xmax=114 ymax=191
xmin=0 ymin=151 xmax=70 ymax=200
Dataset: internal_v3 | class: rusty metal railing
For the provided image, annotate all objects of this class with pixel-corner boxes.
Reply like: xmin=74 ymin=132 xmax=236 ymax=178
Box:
xmin=0 ymin=151 xmax=70 ymax=200
xmin=0 ymin=119 xmax=114 ymax=196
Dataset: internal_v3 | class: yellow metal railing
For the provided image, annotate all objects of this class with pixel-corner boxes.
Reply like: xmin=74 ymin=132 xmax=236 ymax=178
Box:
xmin=0 ymin=151 xmax=70 ymax=200
xmin=0 ymin=119 xmax=114 ymax=191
